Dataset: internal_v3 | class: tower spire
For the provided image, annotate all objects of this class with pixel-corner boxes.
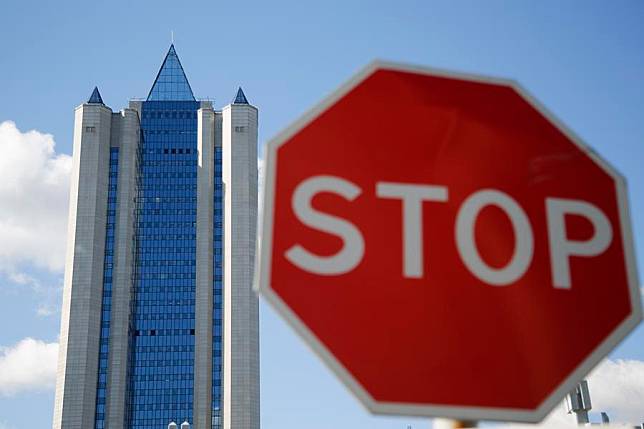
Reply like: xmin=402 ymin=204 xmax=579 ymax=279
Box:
xmin=87 ymin=86 xmax=104 ymax=104
xmin=147 ymin=44 xmax=195 ymax=101
xmin=233 ymin=87 xmax=249 ymax=104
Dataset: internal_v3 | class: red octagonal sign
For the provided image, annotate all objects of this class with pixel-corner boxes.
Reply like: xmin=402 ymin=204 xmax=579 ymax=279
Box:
xmin=257 ymin=62 xmax=641 ymax=422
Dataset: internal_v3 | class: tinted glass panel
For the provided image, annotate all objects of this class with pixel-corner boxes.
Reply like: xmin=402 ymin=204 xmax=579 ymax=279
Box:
xmin=126 ymin=100 xmax=199 ymax=429
xmin=147 ymin=46 xmax=195 ymax=101
xmin=94 ymin=147 xmax=119 ymax=429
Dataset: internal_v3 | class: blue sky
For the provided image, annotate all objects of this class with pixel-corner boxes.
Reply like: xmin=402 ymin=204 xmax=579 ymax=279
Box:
xmin=0 ymin=1 xmax=643 ymax=428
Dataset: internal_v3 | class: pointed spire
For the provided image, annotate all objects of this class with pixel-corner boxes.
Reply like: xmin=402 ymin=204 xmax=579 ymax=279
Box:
xmin=147 ymin=44 xmax=195 ymax=101
xmin=87 ymin=86 xmax=104 ymax=104
xmin=233 ymin=87 xmax=249 ymax=104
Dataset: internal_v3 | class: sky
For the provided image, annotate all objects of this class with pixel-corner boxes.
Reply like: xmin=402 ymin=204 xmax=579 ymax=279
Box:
xmin=0 ymin=1 xmax=643 ymax=428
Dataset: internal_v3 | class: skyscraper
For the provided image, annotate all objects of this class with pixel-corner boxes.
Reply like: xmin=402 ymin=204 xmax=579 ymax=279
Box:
xmin=53 ymin=45 xmax=259 ymax=429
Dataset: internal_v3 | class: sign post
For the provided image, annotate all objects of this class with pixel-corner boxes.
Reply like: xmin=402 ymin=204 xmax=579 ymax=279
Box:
xmin=256 ymin=61 xmax=641 ymax=422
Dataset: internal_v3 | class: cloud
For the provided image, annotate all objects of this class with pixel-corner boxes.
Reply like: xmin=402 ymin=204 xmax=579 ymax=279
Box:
xmin=533 ymin=358 xmax=644 ymax=426
xmin=0 ymin=337 xmax=58 ymax=396
xmin=585 ymin=358 xmax=644 ymax=423
xmin=257 ymin=156 xmax=265 ymax=235
xmin=0 ymin=120 xmax=71 ymax=274
xmin=36 ymin=303 xmax=55 ymax=317
xmin=482 ymin=358 xmax=644 ymax=429
xmin=258 ymin=156 xmax=265 ymax=205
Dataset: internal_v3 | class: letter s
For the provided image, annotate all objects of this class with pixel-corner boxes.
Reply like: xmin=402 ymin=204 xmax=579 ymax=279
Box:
xmin=285 ymin=176 xmax=364 ymax=276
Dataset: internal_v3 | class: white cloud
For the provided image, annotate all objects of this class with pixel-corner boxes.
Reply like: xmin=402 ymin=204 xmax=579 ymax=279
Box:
xmin=258 ymin=156 xmax=265 ymax=206
xmin=585 ymin=358 xmax=644 ymax=423
xmin=0 ymin=120 xmax=71 ymax=274
xmin=35 ymin=303 xmax=55 ymax=317
xmin=530 ymin=358 xmax=644 ymax=426
xmin=0 ymin=337 xmax=58 ymax=396
xmin=481 ymin=358 xmax=644 ymax=429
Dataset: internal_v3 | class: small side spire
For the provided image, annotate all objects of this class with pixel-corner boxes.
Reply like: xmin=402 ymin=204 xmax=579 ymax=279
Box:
xmin=88 ymin=86 xmax=104 ymax=104
xmin=233 ymin=87 xmax=249 ymax=104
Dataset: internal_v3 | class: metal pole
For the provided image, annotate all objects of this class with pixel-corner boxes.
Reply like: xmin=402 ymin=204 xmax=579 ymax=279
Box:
xmin=434 ymin=419 xmax=477 ymax=429
xmin=565 ymin=380 xmax=592 ymax=425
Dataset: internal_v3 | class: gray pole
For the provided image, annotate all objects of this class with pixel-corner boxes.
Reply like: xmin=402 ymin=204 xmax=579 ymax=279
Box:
xmin=565 ymin=380 xmax=592 ymax=425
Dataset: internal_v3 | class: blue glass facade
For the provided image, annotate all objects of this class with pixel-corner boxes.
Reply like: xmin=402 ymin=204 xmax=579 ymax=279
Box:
xmin=212 ymin=146 xmax=223 ymax=428
xmin=91 ymin=45 xmax=226 ymax=429
xmin=147 ymin=45 xmax=195 ymax=102
xmin=95 ymin=147 xmax=119 ymax=429
xmin=127 ymin=100 xmax=199 ymax=429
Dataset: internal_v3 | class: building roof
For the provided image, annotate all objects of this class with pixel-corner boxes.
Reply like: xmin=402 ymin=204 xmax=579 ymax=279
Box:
xmin=147 ymin=44 xmax=195 ymax=101
xmin=233 ymin=87 xmax=249 ymax=104
xmin=88 ymin=86 xmax=104 ymax=104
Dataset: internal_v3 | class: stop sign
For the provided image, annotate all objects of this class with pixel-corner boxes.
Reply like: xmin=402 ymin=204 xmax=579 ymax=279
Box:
xmin=257 ymin=62 xmax=641 ymax=422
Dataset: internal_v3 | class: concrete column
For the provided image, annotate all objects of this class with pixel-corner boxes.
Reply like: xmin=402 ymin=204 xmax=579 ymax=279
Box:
xmin=53 ymin=103 xmax=113 ymax=429
xmin=194 ymin=106 xmax=215 ymax=429
xmin=105 ymin=109 xmax=140 ymax=428
xmin=222 ymin=103 xmax=259 ymax=429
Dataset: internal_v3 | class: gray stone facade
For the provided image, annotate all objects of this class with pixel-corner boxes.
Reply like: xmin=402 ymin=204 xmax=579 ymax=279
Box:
xmin=222 ymin=103 xmax=260 ymax=429
xmin=53 ymin=103 xmax=113 ymax=429
xmin=105 ymin=109 xmax=140 ymax=429
xmin=194 ymin=105 xmax=215 ymax=429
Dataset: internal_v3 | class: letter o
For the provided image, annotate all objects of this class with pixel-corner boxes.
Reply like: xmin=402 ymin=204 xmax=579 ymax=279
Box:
xmin=455 ymin=189 xmax=534 ymax=286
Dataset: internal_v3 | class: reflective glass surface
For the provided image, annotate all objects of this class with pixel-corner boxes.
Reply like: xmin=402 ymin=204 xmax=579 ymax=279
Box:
xmin=126 ymin=100 xmax=200 ymax=428
xmin=212 ymin=147 xmax=223 ymax=429
xmin=232 ymin=87 xmax=248 ymax=105
xmin=94 ymin=147 xmax=119 ymax=429
xmin=147 ymin=46 xmax=196 ymax=101
xmin=93 ymin=45 xmax=225 ymax=428
xmin=88 ymin=86 xmax=105 ymax=104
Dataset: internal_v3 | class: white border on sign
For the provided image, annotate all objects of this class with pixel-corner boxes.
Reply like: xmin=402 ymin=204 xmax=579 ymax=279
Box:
xmin=254 ymin=60 xmax=642 ymax=423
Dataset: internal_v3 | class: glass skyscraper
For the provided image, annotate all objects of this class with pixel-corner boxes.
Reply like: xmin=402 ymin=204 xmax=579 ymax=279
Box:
xmin=53 ymin=45 xmax=259 ymax=429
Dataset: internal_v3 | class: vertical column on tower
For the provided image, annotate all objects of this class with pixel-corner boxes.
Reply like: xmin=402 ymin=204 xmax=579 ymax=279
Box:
xmin=105 ymin=108 xmax=140 ymax=429
xmin=222 ymin=100 xmax=259 ymax=429
xmin=194 ymin=103 xmax=215 ymax=429
xmin=53 ymin=102 xmax=113 ymax=429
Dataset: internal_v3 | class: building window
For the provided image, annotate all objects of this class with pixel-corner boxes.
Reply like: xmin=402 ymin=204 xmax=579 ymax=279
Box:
xmin=85 ymin=126 xmax=96 ymax=133
xmin=234 ymin=126 xmax=245 ymax=133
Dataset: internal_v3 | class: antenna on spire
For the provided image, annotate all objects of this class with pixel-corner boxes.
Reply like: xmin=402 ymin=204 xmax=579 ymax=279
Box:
xmin=171 ymin=30 xmax=174 ymax=44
